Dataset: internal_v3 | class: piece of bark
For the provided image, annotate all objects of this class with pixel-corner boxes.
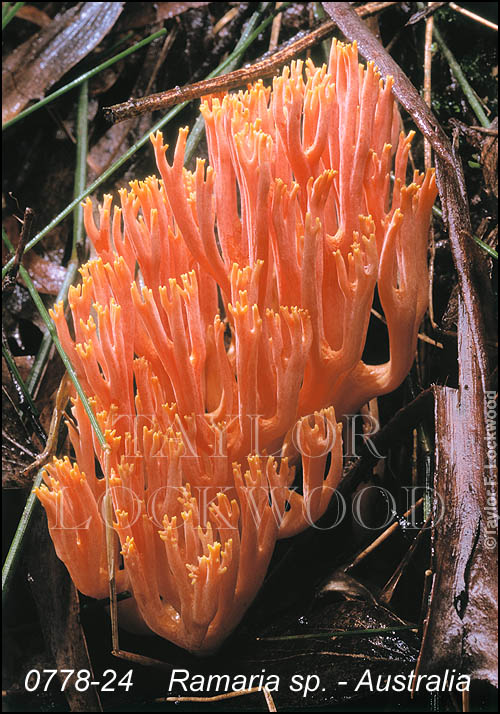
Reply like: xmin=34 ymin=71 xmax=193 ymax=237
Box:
xmin=481 ymin=117 xmax=498 ymax=198
xmin=416 ymin=380 xmax=498 ymax=685
xmin=2 ymin=2 xmax=124 ymax=123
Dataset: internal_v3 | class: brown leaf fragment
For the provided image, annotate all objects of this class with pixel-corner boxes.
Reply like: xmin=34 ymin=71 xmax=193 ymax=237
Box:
xmin=319 ymin=570 xmax=378 ymax=604
xmin=406 ymin=2 xmax=447 ymax=26
xmin=2 ymin=371 xmax=37 ymax=487
xmin=156 ymin=2 xmax=212 ymax=21
xmin=15 ymin=4 xmax=52 ymax=28
xmin=2 ymin=2 xmax=125 ymax=123
xmin=119 ymin=1 xmax=211 ymax=29
xmin=21 ymin=253 xmax=68 ymax=295
xmin=87 ymin=118 xmax=136 ymax=180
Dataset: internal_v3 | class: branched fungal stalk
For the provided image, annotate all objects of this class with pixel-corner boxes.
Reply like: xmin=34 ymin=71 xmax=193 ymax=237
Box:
xmin=36 ymin=41 xmax=437 ymax=655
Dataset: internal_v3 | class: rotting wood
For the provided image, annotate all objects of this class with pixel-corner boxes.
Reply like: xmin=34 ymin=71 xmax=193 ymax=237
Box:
xmin=415 ymin=381 xmax=498 ymax=685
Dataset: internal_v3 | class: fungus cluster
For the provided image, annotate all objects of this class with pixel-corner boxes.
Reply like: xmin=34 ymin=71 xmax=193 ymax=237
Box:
xmin=36 ymin=41 xmax=437 ymax=654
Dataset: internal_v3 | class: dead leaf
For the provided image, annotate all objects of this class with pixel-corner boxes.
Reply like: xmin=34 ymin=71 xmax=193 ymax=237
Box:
xmin=87 ymin=118 xmax=136 ymax=180
xmin=2 ymin=2 xmax=124 ymax=123
xmin=2 ymin=372 xmax=37 ymax=487
xmin=119 ymin=1 xmax=211 ymax=30
xmin=21 ymin=253 xmax=68 ymax=295
xmin=210 ymin=600 xmax=419 ymax=709
xmin=156 ymin=2 xmax=212 ymax=21
xmin=319 ymin=570 xmax=378 ymax=604
xmin=15 ymin=4 xmax=52 ymax=28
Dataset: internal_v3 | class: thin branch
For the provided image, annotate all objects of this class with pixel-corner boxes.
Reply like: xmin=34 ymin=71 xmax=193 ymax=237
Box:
xmin=2 ymin=206 xmax=34 ymax=293
xmin=449 ymin=2 xmax=498 ymax=31
xmin=371 ymin=308 xmax=443 ymax=348
xmin=162 ymin=687 xmax=277 ymax=712
xmin=423 ymin=6 xmax=434 ymax=170
xmin=104 ymin=14 xmax=333 ymax=122
xmin=258 ymin=625 xmax=418 ymax=642
xmin=406 ymin=2 xmax=446 ymax=25
xmin=21 ymin=374 xmax=71 ymax=478
xmin=269 ymin=2 xmax=283 ymax=52
xmin=104 ymin=2 xmax=397 ymax=123
xmin=213 ymin=7 xmax=240 ymax=36
xmin=347 ymin=497 xmax=425 ymax=570
xmin=418 ymin=568 xmax=434 ymax=635
xmin=379 ymin=513 xmax=432 ymax=604
xmin=468 ymin=125 xmax=498 ymax=135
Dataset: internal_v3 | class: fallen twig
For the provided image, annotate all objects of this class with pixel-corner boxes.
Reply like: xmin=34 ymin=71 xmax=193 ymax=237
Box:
xmin=104 ymin=2 xmax=397 ymax=123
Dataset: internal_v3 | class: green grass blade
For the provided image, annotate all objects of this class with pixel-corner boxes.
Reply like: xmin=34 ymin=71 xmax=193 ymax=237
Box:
xmin=2 ymin=469 xmax=45 ymax=604
xmin=2 ymin=1 xmax=24 ymax=30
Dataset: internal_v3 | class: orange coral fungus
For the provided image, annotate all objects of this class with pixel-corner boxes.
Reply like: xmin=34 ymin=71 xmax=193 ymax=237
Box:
xmin=36 ymin=40 xmax=437 ymax=654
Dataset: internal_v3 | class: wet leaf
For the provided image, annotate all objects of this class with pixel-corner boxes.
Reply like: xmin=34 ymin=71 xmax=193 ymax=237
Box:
xmin=119 ymin=2 xmax=211 ymax=30
xmin=163 ymin=600 xmax=420 ymax=709
xmin=2 ymin=2 xmax=124 ymax=123
xmin=87 ymin=118 xmax=137 ymax=180
xmin=15 ymin=4 xmax=52 ymax=28
xmin=156 ymin=2 xmax=212 ymax=22
xmin=21 ymin=253 xmax=68 ymax=295
xmin=318 ymin=569 xmax=378 ymax=604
